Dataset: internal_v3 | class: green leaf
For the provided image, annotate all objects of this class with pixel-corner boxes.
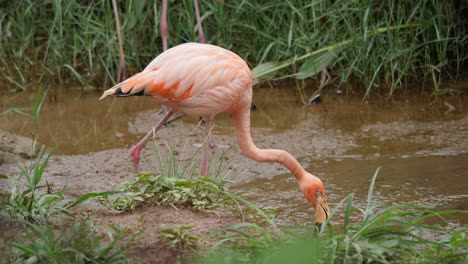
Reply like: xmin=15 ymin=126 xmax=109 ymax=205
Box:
xmin=26 ymin=256 xmax=38 ymax=264
xmin=68 ymin=191 xmax=122 ymax=208
xmin=133 ymin=0 xmax=146 ymax=17
xmin=380 ymin=239 xmax=399 ymax=248
xmin=10 ymin=243 xmax=35 ymax=254
xmin=367 ymin=167 xmax=381 ymax=212
xmin=0 ymin=108 xmax=28 ymax=116
xmin=295 ymin=51 xmax=337 ymax=79
xmin=134 ymin=196 xmax=144 ymax=202
xmin=252 ymin=62 xmax=282 ymax=81
xmin=0 ymin=174 xmax=8 ymax=179
xmin=32 ymin=87 xmax=49 ymax=125
xmin=63 ymin=64 xmax=85 ymax=85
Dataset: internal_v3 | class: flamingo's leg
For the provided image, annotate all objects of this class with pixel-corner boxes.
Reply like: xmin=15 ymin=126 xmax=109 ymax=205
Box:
xmin=200 ymin=142 xmax=209 ymax=176
xmin=193 ymin=0 xmax=206 ymax=44
xmin=131 ymin=110 xmax=174 ymax=173
xmin=200 ymin=119 xmax=212 ymax=176
xmin=204 ymin=119 xmax=217 ymax=149
xmin=161 ymin=0 xmax=168 ymax=51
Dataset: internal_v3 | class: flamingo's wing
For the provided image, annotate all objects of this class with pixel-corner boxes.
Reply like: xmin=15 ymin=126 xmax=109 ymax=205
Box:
xmin=100 ymin=43 xmax=244 ymax=102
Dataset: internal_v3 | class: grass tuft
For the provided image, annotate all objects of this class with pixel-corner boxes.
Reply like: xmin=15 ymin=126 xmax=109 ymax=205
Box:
xmin=99 ymin=172 xmax=233 ymax=211
xmin=0 ymin=141 xmax=138 ymax=262
xmin=1 ymin=146 xmax=118 ymax=225
xmin=6 ymin=218 xmax=139 ymax=264
xmin=154 ymin=225 xmax=199 ymax=251
xmin=99 ymin=142 xmax=238 ymax=211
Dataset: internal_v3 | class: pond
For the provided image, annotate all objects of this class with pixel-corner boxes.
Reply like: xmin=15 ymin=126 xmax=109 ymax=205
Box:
xmin=1 ymin=83 xmax=467 ymax=228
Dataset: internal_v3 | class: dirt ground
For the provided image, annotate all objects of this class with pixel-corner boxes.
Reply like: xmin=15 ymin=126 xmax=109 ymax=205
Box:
xmin=93 ymin=205 xmax=239 ymax=264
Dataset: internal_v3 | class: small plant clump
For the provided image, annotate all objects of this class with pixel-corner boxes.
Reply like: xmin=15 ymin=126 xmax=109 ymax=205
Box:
xmin=99 ymin=173 xmax=233 ymax=211
xmin=0 ymin=146 xmax=118 ymax=225
xmin=1 ymin=146 xmax=70 ymax=224
xmin=7 ymin=218 xmax=140 ymax=264
xmin=155 ymin=225 xmax=200 ymax=251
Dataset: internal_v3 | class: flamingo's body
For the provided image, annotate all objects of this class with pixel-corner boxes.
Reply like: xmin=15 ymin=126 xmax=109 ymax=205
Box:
xmin=100 ymin=43 xmax=330 ymax=223
xmin=102 ymin=44 xmax=250 ymax=116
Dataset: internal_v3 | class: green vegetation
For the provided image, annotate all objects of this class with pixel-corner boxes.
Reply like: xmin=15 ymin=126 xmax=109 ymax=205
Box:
xmin=1 ymin=0 xmax=466 ymax=96
xmin=7 ymin=219 xmax=139 ymax=264
xmin=0 ymin=145 xmax=133 ymax=262
xmin=99 ymin=172 xmax=233 ymax=211
xmin=155 ymin=225 xmax=199 ymax=251
xmin=99 ymin=146 xmax=236 ymax=211
xmin=1 ymin=146 xmax=66 ymax=224
xmin=0 ymin=145 xmax=116 ymax=224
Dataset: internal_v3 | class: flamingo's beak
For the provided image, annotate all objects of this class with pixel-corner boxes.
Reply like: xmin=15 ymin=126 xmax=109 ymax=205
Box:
xmin=314 ymin=191 xmax=330 ymax=224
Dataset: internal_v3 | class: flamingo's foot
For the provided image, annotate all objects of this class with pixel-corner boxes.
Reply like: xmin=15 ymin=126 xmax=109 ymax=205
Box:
xmin=209 ymin=142 xmax=230 ymax=149
xmin=130 ymin=145 xmax=143 ymax=174
xmin=158 ymin=105 xmax=169 ymax=115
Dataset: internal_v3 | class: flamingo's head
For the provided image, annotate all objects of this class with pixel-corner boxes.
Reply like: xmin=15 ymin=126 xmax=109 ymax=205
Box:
xmin=298 ymin=173 xmax=330 ymax=224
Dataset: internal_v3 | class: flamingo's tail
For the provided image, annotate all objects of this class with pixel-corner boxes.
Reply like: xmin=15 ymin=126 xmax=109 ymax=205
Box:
xmin=99 ymin=71 xmax=157 ymax=100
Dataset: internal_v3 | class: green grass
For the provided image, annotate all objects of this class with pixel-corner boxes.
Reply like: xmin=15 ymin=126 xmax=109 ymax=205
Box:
xmin=0 ymin=140 xmax=138 ymax=262
xmin=5 ymin=218 xmax=140 ymax=264
xmin=0 ymin=145 xmax=116 ymax=225
xmin=1 ymin=146 xmax=68 ymax=224
xmin=154 ymin=225 xmax=199 ymax=252
xmin=99 ymin=142 xmax=283 ymax=235
xmin=0 ymin=146 xmax=137 ymax=263
xmin=0 ymin=0 xmax=466 ymax=96
xmin=99 ymin=172 xmax=234 ymax=211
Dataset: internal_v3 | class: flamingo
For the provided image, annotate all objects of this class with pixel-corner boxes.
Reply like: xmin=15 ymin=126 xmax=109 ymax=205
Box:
xmin=99 ymin=43 xmax=330 ymax=223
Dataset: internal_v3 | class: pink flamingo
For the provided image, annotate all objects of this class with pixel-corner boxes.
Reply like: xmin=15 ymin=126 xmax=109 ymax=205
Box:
xmin=100 ymin=43 xmax=330 ymax=223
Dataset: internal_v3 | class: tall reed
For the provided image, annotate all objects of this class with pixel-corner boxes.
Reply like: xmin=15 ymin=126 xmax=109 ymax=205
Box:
xmin=0 ymin=0 xmax=466 ymax=96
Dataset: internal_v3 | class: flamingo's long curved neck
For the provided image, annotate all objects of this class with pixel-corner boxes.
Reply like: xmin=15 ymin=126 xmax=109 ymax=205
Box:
xmin=232 ymin=107 xmax=307 ymax=182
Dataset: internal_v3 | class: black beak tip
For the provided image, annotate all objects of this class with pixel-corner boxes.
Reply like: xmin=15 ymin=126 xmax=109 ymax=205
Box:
xmin=314 ymin=221 xmax=323 ymax=230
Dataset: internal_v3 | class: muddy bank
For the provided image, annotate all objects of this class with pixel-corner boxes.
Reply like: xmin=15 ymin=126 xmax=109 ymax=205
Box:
xmin=97 ymin=206 xmax=239 ymax=264
xmin=0 ymin=129 xmax=41 ymax=164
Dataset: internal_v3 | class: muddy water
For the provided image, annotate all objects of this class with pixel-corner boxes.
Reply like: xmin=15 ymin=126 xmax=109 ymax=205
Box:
xmin=1 ymin=84 xmax=467 ymax=228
